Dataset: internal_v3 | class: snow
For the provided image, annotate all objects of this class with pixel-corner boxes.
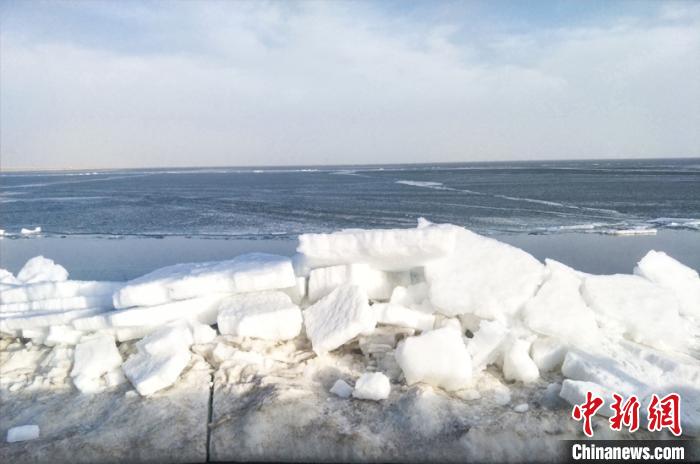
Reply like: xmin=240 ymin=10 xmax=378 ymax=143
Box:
xmin=425 ymin=228 xmax=544 ymax=320
xmin=113 ymin=253 xmax=296 ymax=308
xmin=329 ymin=379 xmax=353 ymax=398
xmin=217 ymin=291 xmax=302 ymax=340
xmin=71 ymin=334 xmax=123 ymax=393
xmin=6 ymin=425 xmax=39 ymax=443
xmin=352 ymin=372 xmax=391 ymax=400
xmin=303 ymin=285 xmax=376 ymax=355
xmin=634 ymin=250 xmax=700 ymax=319
xmin=297 ymin=219 xmax=459 ymax=271
xmin=394 ymin=327 xmax=472 ymax=391
xmin=582 ymin=274 xmax=688 ymax=351
xmin=307 ymin=264 xmax=402 ymax=303
xmin=16 ymin=256 xmax=68 ymax=284
xmin=372 ymin=302 xmax=435 ymax=331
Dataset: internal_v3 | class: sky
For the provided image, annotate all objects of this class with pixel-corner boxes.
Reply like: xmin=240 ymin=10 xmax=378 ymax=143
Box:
xmin=1 ymin=0 xmax=699 ymax=170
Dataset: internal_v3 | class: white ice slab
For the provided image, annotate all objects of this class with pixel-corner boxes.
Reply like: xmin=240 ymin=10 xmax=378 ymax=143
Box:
xmin=16 ymin=256 xmax=68 ymax=284
xmin=522 ymin=260 xmax=599 ymax=347
xmin=634 ymin=250 xmax=700 ymax=319
xmin=45 ymin=325 xmax=84 ymax=346
xmin=0 ymin=294 xmax=113 ymax=314
xmin=582 ymin=274 xmax=688 ymax=351
xmin=71 ymin=334 xmax=122 ymax=392
xmin=352 ymin=372 xmax=391 ymax=401
xmin=0 ymin=307 xmax=109 ymax=331
xmin=503 ymin=338 xmax=540 ymax=383
xmin=108 ymin=295 xmax=225 ymax=327
xmin=395 ymin=327 xmax=472 ymax=391
xmin=6 ymin=425 xmax=40 ymax=443
xmin=113 ymin=253 xmax=296 ymax=308
xmin=307 ymin=264 xmax=401 ymax=303
xmin=122 ymin=349 xmax=192 ymax=396
xmin=467 ymin=320 xmax=508 ymax=371
xmin=135 ymin=324 xmax=193 ymax=356
xmin=297 ymin=220 xmax=459 ymax=271
xmin=303 ymin=285 xmax=376 ymax=355
xmin=425 ymin=228 xmax=544 ymax=320
xmin=217 ymin=291 xmax=302 ymax=341
xmin=372 ymin=303 xmax=435 ymax=331
xmin=0 ymin=280 xmax=122 ymax=305
xmin=329 ymin=379 xmax=353 ymax=398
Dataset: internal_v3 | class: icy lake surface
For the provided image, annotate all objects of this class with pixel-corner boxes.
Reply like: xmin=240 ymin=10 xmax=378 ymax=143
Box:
xmin=1 ymin=158 xmax=699 ymax=238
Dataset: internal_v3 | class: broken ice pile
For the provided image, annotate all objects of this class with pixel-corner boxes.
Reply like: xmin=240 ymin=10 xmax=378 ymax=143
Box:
xmin=1 ymin=219 xmax=699 ymax=436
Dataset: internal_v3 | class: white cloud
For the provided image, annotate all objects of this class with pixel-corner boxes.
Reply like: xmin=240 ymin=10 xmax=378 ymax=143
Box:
xmin=1 ymin=1 xmax=698 ymax=169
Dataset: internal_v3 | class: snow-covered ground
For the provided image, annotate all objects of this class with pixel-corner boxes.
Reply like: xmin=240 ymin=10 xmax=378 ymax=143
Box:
xmin=1 ymin=220 xmax=699 ymax=462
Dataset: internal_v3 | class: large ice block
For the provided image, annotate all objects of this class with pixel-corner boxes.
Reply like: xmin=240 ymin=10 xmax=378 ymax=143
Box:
xmin=0 ymin=294 xmax=113 ymax=314
xmin=217 ymin=291 xmax=302 ymax=341
xmin=0 ymin=280 xmax=122 ymax=305
xmin=108 ymin=295 xmax=225 ymax=327
xmin=307 ymin=264 xmax=403 ymax=303
xmin=113 ymin=253 xmax=296 ymax=308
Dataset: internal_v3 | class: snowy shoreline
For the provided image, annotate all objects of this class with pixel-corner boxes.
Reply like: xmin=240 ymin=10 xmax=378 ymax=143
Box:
xmin=1 ymin=219 xmax=699 ymax=462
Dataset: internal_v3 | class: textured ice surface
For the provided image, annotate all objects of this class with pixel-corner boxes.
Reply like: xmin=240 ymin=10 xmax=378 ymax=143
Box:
xmin=352 ymin=372 xmax=391 ymax=401
xmin=6 ymin=425 xmax=39 ymax=443
xmin=135 ymin=324 xmax=193 ymax=356
xmin=503 ymin=338 xmax=540 ymax=383
xmin=1 ymin=307 xmax=109 ymax=331
xmin=425 ymin=228 xmax=544 ymax=319
xmin=297 ymin=220 xmax=458 ymax=271
xmin=395 ymin=327 xmax=472 ymax=391
xmin=307 ymin=263 xmax=400 ymax=303
xmin=373 ymin=302 xmax=435 ymax=331
xmin=0 ymin=295 xmax=113 ymax=314
xmin=16 ymin=256 xmax=69 ymax=284
xmin=582 ymin=274 xmax=688 ymax=351
xmin=123 ymin=348 xmax=192 ymax=396
xmin=303 ymin=285 xmax=376 ymax=355
xmin=635 ymin=250 xmax=700 ymax=319
xmin=217 ymin=291 xmax=302 ymax=340
xmin=113 ymin=253 xmax=295 ymax=308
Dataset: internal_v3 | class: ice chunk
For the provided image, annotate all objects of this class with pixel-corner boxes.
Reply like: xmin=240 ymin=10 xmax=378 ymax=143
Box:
xmin=467 ymin=320 xmax=508 ymax=371
xmin=330 ymin=379 xmax=353 ymax=398
xmin=108 ymin=295 xmax=224 ymax=327
xmin=394 ymin=327 xmax=472 ymax=391
xmin=513 ymin=403 xmax=529 ymax=413
xmin=217 ymin=291 xmax=302 ymax=341
xmin=307 ymin=263 xmax=400 ymax=303
xmin=105 ymin=368 xmax=127 ymax=388
xmin=0 ymin=269 xmax=20 ymax=285
xmin=283 ymin=277 xmax=307 ymax=304
xmin=0 ymin=307 xmax=109 ymax=331
xmin=425 ymin=228 xmax=543 ymax=320
xmin=191 ymin=323 xmax=217 ymax=344
xmin=135 ymin=324 xmax=193 ymax=356
xmin=122 ymin=349 xmax=191 ymax=396
xmin=522 ymin=261 xmax=599 ymax=346
xmin=297 ymin=220 xmax=459 ymax=271
xmin=45 ymin=325 xmax=83 ymax=346
xmin=582 ymin=274 xmax=688 ymax=351
xmin=634 ymin=250 xmax=700 ymax=319
xmin=291 ymin=253 xmax=312 ymax=277
xmin=71 ymin=313 xmax=112 ymax=331
xmin=16 ymin=256 xmax=68 ymax=284
xmin=389 ymin=282 xmax=433 ymax=313
xmin=0 ymin=294 xmax=113 ymax=313
xmin=20 ymin=226 xmax=41 ymax=235
xmin=0 ymin=280 xmax=122 ymax=305
xmin=352 ymin=372 xmax=391 ymax=401
xmin=373 ymin=303 xmax=435 ymax=331
xmin=6 ymin=425 xmax=40 ymax=443
xmin=530 ymin=337 xmax=567 ymax=372
xmin=113 ymin=253 xmax=295 ymax=308
xmin=114 ymin=325 xmax=159 ymax=342
xmin=503 ymin=338 xmax=540 ymax=383
xmin=303 ymin=285 xmax=376 ymax=355
xmin=71 ymin=334 xmax=122 ymax=392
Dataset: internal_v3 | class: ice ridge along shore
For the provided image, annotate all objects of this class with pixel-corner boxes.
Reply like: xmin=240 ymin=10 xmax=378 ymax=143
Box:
xmin=1 ymin=220 xmax=699 ymax=463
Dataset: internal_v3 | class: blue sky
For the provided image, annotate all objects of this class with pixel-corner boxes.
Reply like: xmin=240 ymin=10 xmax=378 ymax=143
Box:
xmin=1 ymin=0 xmax=699 ymax=169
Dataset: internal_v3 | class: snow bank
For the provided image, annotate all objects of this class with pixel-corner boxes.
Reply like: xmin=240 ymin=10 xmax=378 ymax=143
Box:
xmin=217 ymin=291 xmax=302 ymax=340
xmin=113 ymin=253 xmax=296 ymax=308
xmin=297 ymin=219 xmax=458 ymax=271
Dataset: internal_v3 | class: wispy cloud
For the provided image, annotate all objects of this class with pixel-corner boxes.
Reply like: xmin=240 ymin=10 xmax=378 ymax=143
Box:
xmin=1 ymin=0 xmax=699 ymax=169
